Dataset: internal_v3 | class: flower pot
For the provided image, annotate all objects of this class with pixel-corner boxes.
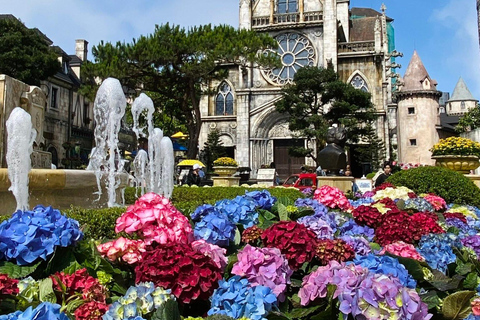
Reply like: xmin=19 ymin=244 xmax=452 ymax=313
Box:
xmin=213 ymin=166 xmax=237 ymax=177
xmin=432 ymin=155 xmax=480 ymax=174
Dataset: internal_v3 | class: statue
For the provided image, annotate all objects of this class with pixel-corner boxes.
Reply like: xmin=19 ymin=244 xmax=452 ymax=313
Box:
xmin=317 ymin=126 xmax=347 ymax=175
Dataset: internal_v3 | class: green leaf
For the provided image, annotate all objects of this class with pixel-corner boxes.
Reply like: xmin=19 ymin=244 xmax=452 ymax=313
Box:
xmin=66 ymin=299 xmax=85 ymax=313
xmin=442 ymin=290 xmax=475 ymax=320
xmin=420 ymin=290 xmax=442 ymax=310
xmin=38 ymin=278 xmax=56 ymax=303
xmin=0 ymin=261 xmax=41 ymax=279
xmin=286 ymin=305 xmax=322 ymax=319
xmin=290 ymin=207 xmax=315 ymax=220
xmin=259 ymin=209 xmax=277 ymax=221
xmin=429 ymin=270 xmax=464 ymax=292
xmin=276 ymin=196 xmax=294 ymax=207
xmin=463 ymin=272 xmax=479 ymax=289
xmin=45 ymin=247 xmax=76 ymax=276
xmin=393 ymin=256 xmax=425 ymax=281
xmin=369 ymin=242 xmax=381 ymax=252
xmin=234 ymin=228 xmax=241 ymax=246
xmin=268 ymin=311 xmax=292 ymax=320
xmin=62 ymin=261 xmax=84 ymax=275
xmin=455 ymin=260 xmax=474 ymax=276
xmin=278 ymin=204 xmax=289 ymax=221
xmin=151 ymin=299 xmax=180 ymax=320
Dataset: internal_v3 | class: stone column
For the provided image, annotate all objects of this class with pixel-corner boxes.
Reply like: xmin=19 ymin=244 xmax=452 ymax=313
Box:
xmin=236 ymin=93 xmax=250 ymax=167
xmin=323 ymin=0 xmax=338 ymax=68
xmin=299 ymin=0 xmax=304 ymax=22
xmin=239 ymin=0 xmax=252 ymax=30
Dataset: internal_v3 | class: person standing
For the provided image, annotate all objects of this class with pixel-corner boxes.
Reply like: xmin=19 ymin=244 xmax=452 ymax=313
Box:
xmin=374 ymin=162 xmax=392 ymax=187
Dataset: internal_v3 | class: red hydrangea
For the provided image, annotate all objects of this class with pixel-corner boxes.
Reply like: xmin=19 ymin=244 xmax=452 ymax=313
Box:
xmin=353 ymin=205 xmax=382 ymax=228
xmin=373 ymin=182 xmax=395 ymax=192
xmin=444 ymin=212 xmax=467 ymax=224
xmin=411 ymin=212 xmax=444 ymax=240
xmin=0 ymin=273 xmax=19 ymax=296
xmin=51 ymin=268 xmax=107 ymax=303
xmin=74 ymin=300 xmax=109 ymax=320
xmin=242 ymin=225 xmax=264 ymax=244
xmin=375 ymin=211 xmax=414 ymax=246
xmin=376 ymin=198 xmax=400 ymax=213
xmin=135 ymin=242 xmax=222 ymax=304
xmin=115 ymin=192 xmax=193 ymax=245
xmin=261 ymin=221 xmax=318 ymax=270
xmin=408 ymin=192 xmax=417 ymax=199
xmin=315 ymin=239 xmax=355 ymax=265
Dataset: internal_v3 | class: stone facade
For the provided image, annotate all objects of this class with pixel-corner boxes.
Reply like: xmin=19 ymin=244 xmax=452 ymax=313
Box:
xmin=199 ymin=0 xmax=399 ymax=178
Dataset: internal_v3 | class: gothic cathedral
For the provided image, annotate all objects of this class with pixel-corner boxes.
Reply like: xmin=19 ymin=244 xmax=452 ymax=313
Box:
xmin=198 ymin=0 xmax=399 ymax=178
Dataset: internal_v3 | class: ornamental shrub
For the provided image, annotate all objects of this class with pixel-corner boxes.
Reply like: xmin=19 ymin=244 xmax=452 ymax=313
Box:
xmin=63 ymin=207 xmax=126 ymax=240
xmin=387 ymin=166 xmax=480 ymax=207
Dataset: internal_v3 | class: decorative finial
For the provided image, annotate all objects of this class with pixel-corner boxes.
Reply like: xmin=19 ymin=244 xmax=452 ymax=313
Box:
xmin=381 ymin=3 xmax=387 ymax=14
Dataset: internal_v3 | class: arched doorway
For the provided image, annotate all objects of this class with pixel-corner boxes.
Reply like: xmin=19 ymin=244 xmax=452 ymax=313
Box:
xmin=47 ymin=146 xmax=58 ymax=166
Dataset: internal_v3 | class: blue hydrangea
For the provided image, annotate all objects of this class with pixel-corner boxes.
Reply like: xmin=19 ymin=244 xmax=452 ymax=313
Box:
xmin=351 ymin=254 xmax=417 ymax=288
xmin=190 ymin=204 xmax=217 ymax=222
xmin=465 ymin=314 xmax=480 ymax=320
xmin=0 ymin=206 xmax=83 ymax=265
xmin=403 ymin=198 xmax=434 ymax=212
xmin=338 ymin=219 xmax=375 ymax=242
xmin=417 ymin=233 xmax=461 ymax=273
xmin=216 ymin=196 xmax=258 ymax=228
xmin=208 ymin=276 xmax=277 ymax=320
xmin=349 ymin=197 xmax=375 ymax=208
xmin=103 ymin=282 xmax=173 ymax=320
xmin=194 ymin=211 xmax=236 ymax=247
xmin=245 ymin=190 xmax=277 ymax=211
xmin=0 ymin=302 xmax=69 ymax=320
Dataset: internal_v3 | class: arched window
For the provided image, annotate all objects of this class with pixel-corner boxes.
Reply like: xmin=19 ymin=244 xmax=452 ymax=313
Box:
xmin=48 ymin=146 xmax=58 ymax=166
xmin=461 ymin=101 xmax=466 ymax=110
xmin=277 ymin=0 xmax=297 ymax=13
xmin=350 ymin=75 xmax=369 ymax=92
xmin=215 ymin=83 xmax=234 ymax=116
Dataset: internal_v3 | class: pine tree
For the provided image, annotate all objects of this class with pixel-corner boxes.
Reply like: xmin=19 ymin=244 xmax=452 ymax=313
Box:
xmin=200 ymin=129 xmax=227 ymax=172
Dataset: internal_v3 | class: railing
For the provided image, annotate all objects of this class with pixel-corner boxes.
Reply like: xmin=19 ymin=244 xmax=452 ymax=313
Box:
xmin=252 ymin=11 xmax=323 ymax=28
xmin=338 ymin=41 xmax=375 ymax=53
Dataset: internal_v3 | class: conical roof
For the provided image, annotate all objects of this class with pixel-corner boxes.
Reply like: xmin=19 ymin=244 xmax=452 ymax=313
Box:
xmin=448 ymin=77 xmax=477 ymax=102
xmin=401 ymin=50 xmax=437 ymax=91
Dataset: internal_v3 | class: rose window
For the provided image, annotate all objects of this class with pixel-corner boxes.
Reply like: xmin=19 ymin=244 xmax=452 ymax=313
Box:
xmin=264 ymin=33 xmax=315 ymax=85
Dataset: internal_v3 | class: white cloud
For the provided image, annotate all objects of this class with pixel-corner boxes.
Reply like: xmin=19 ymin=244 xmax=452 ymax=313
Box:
xmin=432 ymin=0 xmax=480 ymax=98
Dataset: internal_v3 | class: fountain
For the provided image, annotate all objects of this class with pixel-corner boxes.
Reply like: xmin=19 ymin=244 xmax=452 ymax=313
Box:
xmin=132 ymin=149 xmax=149 ymax=197
xmin=6 ymin=107 xmax=37 ymax=211
xmin=130 ymin=94 xmax=174 ymax=198
xmin=90 ymin=78 xmax=126 ymax=207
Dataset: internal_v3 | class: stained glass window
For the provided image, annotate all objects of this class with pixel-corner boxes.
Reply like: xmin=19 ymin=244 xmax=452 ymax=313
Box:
xmin=350 ymin=75 xmax=369 ymax=92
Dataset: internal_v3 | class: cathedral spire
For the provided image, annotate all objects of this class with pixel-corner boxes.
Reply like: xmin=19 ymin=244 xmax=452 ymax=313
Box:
xmin=401 ymin=50 xmax=437 ymax=91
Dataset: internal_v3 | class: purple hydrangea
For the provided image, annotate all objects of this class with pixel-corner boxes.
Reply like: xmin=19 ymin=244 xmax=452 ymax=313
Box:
xmin=445 ymin=217 xmax=470 ymax=232
xmin=298 ymin=216 xmax=334 ymax=240
xmin=461 ymin=235 xmax=480 ymax=258
xmin=295 ymin=198 xmax=337 ymax=231
xmin=299 ymin=261 xmax=432 ymax=320
xmin=232 ymin=244 xmax=292 ymax=302
xmin=351 ymin=254 xmax=417 ymax=288
xmin=338 ymin=219 xmax=375 ymax=241
xmin=340 ymin=235 xmax=371 ymax=256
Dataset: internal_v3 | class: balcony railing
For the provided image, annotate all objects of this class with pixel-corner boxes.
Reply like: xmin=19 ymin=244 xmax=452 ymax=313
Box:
xmin=252 ymin=11 xmax=323 ymax=28
xmin=338 ymin=41 xmax=375 ymax=53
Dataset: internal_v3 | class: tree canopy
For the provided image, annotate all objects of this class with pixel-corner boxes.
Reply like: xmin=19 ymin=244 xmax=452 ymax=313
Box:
xmin=81 ymin=23 xmax=278 ymax=158
xmin=275 ymin=65 xmax=380 ymax=166
xmin=456 ymin=104 xmax=480 ymax=133
xmin=0 ymin=17 xmax=60 ymax=85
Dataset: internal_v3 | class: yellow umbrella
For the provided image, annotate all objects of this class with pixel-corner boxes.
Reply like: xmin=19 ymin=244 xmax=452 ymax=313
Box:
xmin=171 ymin=131 xmax=188 ymax=139
xmin=124 ymin=150 xmax=132 ymax=155
xmin=177 ymin=159 xmax=205 ymax=167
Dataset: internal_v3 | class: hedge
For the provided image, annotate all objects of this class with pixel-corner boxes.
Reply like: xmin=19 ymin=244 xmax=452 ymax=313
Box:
xmin=387 ymin=166 xmax=480 ymax=207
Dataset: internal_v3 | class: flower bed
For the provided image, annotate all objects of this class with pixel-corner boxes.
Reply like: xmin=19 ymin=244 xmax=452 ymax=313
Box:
xmin=2 ymin=185 xmax=480 ymax=319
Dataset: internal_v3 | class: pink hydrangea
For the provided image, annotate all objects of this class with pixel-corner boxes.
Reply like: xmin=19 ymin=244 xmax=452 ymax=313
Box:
xmin=423 ymin=194 xmax=447 ymax=211
xmin=115 ymin=192 xmax=193 ymax=245
xmin=313 ymin=185 xmax=352 ymax=211
xmin=191 ymin=239 xmax=228 ymax=271
xmin=232 ymin=244 xmax=292 ymax=302
xmin=378 ymin=241 xmax=424 ymax=261
xmin=97 ymin=237 xmax=146 ymax=264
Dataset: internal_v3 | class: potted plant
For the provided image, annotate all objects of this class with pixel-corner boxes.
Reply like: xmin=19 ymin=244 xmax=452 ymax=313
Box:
xmin=237 ymin=166 xmax=252 ymax=182
xmin=213 ymin=157 xmax=238 ymax=177
xmin=430 ymin=136 xmax=480 ymax=174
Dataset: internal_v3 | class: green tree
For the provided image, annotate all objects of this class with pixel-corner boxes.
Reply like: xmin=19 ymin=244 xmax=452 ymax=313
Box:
xmin=199 ymin=129 xmax=227 ymax=173
xmin=81 ymin=23 xmax=278 ymax=158
xmin=456 ymin=104 xmax=480 ymax=133
xmin=352 ymin=124 xmax=386 ymax=171
xmin=0 ymin=16 xmax=60 ymax=85
xmin=275 ymin=65 xmax=378 ymax=166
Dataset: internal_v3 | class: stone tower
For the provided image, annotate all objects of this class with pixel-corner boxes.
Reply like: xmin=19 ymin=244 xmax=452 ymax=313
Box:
xmin=446 ymin=77 xmax=478 ymax=115
xmin=395 ymin=51 xmax=442 ymax=165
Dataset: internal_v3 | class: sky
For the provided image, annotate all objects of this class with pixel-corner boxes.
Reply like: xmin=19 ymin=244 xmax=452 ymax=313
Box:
xmin=1 ymin=0 xmax=479 ymax=98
